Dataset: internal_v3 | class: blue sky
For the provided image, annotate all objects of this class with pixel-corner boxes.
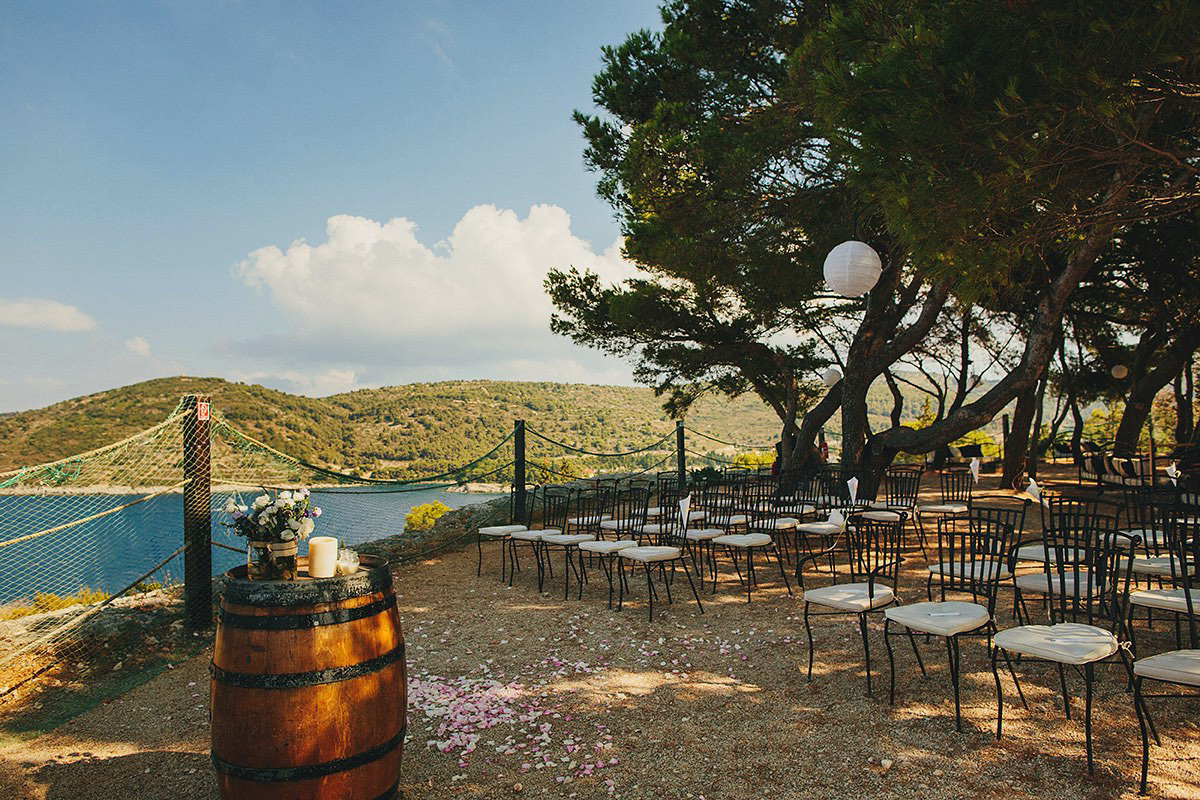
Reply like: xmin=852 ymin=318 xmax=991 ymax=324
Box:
xmin=0 ymin=1 xmax=663 ymax=412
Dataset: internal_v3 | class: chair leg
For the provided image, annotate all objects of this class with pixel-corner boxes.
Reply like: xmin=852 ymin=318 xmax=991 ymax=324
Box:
xmin=772 ymin=543 xmax=793 ymax=595
xmin=884 ymin=617 xmax=897 ymax=706
xmin=745 ymin=548 xmax=754 ymax=603
xmin=1134 ymin=676 xmax=1150 ymax=795
xmin=947 ymin=635 xmax=962 ymax=733
xmin=859 ymin=612 xmax=873 ymax=696
xmin=991 ymin=646 xmax=1004 ymax=740
xmin=1057 ymin=662 xmax=1072 ymax=720
xmin=680 ymin=556 xmax=705 ymax=615
xmin=645 ymin=564 xmax=655 ymax=621
xmin=905 ymin=627 xmax=927 ymax=676
xmin=804 ymin=602 xmax=815 ymax=682
xmin=1084 ymin=662 xmax=1095 ymax=775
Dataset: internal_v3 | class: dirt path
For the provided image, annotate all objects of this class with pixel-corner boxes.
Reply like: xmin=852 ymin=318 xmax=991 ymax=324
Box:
xmin=2 ymin=473 xmax=1199 ymax=799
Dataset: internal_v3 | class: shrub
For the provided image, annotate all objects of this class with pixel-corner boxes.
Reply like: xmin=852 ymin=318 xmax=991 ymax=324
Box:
xmin=405 ymin=501 xmax=452 ymax=532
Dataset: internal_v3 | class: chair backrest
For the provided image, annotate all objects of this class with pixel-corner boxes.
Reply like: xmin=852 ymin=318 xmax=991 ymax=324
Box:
xmin=649 ymin=487 xmax=689 ymax=546
xmin=610 ymin=485 xmax=651 ymax=537
xmin=846 ymin=513 xmax=905 ymax=591
xmin=701 ymin=479 xmax=742 ymax=529
xmin=820 ymin=463 xmax=855 ymax=505
xmin=1128 ymin=485 xmax=1177 ymax=558
xmin=569 ymin=487 xmax=609 ymax=536
xmin=1041 ymin=504 xmax=1127 ymax=627
xmin=882 ymin=467 xmax=922 ymax=507
xmin=540 ymin=485 xmax=571 ymax=531
xmin=936 ymin=512 xmax=1016 ymax=610
xmin=1167 ymin=492 xmax=1200 ymax=647
xmin=510 ymin=483 xmax=535 ymax=527
xmin=939 ymin=469 xmax=974 ymax=504
xmin=969 ymin=500 xmax=1031 ymax=542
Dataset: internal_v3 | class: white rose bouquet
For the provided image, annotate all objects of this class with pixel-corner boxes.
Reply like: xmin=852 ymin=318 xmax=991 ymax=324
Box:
xmin=223 ymin=488 xmax=322 ymax=580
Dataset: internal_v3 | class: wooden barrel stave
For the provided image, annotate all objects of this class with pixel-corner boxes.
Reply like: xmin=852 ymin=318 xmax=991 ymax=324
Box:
xmin=211 ymin=555 xmax=405 ymax=800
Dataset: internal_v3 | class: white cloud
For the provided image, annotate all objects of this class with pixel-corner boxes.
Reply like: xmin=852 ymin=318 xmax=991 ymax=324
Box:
xmin=230 ymin=368 xmax=359 ymax=398
xmin=124 ymin=336 xmax=151 ymax=357
xmin=0 ymin=297 xmax=96 ymax=332
xmin=232 ymin=205 xmax=637 ymax=387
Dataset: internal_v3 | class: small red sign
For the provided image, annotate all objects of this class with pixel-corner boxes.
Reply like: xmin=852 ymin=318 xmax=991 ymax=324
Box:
xmin=197 ymin=401 xmax=210 ymax=421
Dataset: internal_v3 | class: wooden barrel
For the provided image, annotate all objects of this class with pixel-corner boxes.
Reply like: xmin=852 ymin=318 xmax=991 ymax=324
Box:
xmin=211 ymin=554 xmax=406 ymax=800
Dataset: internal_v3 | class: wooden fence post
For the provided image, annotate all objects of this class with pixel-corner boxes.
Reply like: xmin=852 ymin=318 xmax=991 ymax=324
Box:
xmin=676 ymin=421 xmax=687 ymax=490
xmin=182 ymin=394 xmax=212 ymax=630
xmin=514 ymin=420 xmax=526 ymax=523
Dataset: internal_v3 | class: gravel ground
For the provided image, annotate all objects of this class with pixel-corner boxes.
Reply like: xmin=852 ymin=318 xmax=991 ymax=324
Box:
xmin=2 ymin=468 xmax=1199 ymax=799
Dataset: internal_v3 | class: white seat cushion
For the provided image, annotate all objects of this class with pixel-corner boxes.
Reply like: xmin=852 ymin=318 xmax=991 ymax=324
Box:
xmin=1014 ymin=545 xmax=1087 ymax=564
xmin=1116 ymin=528 xmax=1168 ymax=548
xmin=685 ymin=528 xmax=725 ymax=541
xmin=722 ymin=514 xmax=749 ymax=527
xmin=885 ymin=601 xmax=991 ymax=637
xmin=600 ymin=518 xmax=641 ymax=531
xmin=568 ymin=515 xmax=610 ymax=526
xmin=541 ymin=533 xmax=596 ymax=546
xmin=619 ymin=545 xmax=681 ymax=563
xmin=714 ymin=532 xmax=774 ymax=549
xmin=578 ymin=539 xmax=637 ymax=554
xmin=861 ymin=510 xmax=901 ymax=522
xmin=927 ymin=559 xmax=1012 ymax=582
xmin=804 ymin=582 xmax=895 ymax=612
xmin=1013 ymin=571 xmax=1098 ymax=598
xmin=510 ymin=528 xmax=558 ymax=542
xmin=478 ymin=524 xmax=527 ymax=537
xmin=795 ymin=521 xmax=844 ymax=536
xmin=993 ymin=623 xmax=1118 ymax=666
xmin=1130 ymin=556 xmax=1183 ymax=578
xmin=687 ymin=510 xmax=707 ymax=522
xmin=645 ymin=506 xmax=663 ymax=518
xmin=1134 ymin=649 xmax=1200 ymax=687
xmin=757 ymin=517 xmax=800 ymax=531
xmin=1128 ymin=587 xmax=1200 ymax=613
xmin=920 ymin=503 xmax=968 ymax=515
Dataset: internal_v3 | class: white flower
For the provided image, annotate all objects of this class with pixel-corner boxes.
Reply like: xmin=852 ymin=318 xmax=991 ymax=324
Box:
xmin=279 ymin=490 xmax=293 ymax=501
xmin=253 ymin=494 xmax=271 ymax=510
xmin=299 ymin=518 xmax=315 ymax=538
xmin=237 ymin=504 xmax=249 ymax=513
xmin=280 ymin=529 xmax=296 ymax=541
xmin=289 ymin=519 xmax=302 ymax=531
xmin=224 ymin=498 xmax=238 ymax=514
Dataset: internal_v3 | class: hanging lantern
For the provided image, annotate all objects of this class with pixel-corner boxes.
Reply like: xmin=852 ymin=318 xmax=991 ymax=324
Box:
xmin=823 ymin=241 xmax=882 ymax=297
xmin=1110 ymin=364 xmax=1129 ymax=380
xmin=821 ymin=367 xmax=843 ymax=387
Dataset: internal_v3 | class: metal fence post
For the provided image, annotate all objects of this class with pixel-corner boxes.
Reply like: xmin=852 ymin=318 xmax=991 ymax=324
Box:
xmin=182 ymin=394 xmax=212 ymax=630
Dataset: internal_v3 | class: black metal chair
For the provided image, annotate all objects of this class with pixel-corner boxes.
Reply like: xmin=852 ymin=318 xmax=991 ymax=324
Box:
xmin=916 ymin=469 xmax=974 ymax=549
xmin=578 ymin=485 xmax=650 ymax=607
xmin=868 ymin=466 xmax=924 ymax=552
xmin=712 ymin=478 xmax=793 ymax=602
xmin=541 ymin=487 xmax=608 ymax=600
xmin=990 ymin=496 xmax=1137 ymax=775
xmin=476 ymin=483 xmax=533 ymax=581
xmin=803 ymin=512 xmax=906 ymax=695
xmin=616 ymin=492 xmax=705 ymax=620
xmin=1131 ymin=492 xmax=1200 ymax=794
xmin=885 ymin=509 xmax=1017 ymax=731
xmin=507 ymin=485 xmax=568 ymax=591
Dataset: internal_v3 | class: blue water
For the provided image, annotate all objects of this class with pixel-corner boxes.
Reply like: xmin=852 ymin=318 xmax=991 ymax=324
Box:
xmin=0 ymin=487 xmax=500 ymax=605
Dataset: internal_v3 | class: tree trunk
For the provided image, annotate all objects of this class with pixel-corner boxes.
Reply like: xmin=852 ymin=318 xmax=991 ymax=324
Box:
xmin=1174 ymin=358 xmax=1194 ymax=445
xmin=1114 ymin=339 xmax=1199 ymax=455
xmin=1002 ymin=387 xmax=1039 ymax=489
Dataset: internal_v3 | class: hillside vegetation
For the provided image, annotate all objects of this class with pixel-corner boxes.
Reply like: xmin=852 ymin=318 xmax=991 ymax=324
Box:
xmin=0 ymin=376 xmax=995 ymax=480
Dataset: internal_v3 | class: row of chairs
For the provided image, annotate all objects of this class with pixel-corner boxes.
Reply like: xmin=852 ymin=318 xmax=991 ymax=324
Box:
xmin=802 ymin=488 xmax=1199 ymax=794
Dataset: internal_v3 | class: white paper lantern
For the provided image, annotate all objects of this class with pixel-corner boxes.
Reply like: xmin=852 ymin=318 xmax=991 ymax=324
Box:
xmin=823 ymin=240 xmax=882 ymax=297
xmin=821 ymin=367 xmax=843 ymax=387
xmin=1110 ymin=364 xmax=1129 ymax=380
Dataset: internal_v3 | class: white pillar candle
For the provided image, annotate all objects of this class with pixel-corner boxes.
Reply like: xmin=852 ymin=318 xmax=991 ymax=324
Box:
xmin=308 ymin=536 xmax=338 ymax=578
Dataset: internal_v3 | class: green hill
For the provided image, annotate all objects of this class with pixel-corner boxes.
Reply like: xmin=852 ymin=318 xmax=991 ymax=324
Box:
xmin=0 ymin=377 xmax=784 ymax=479
xmin=0 ymin=376 xmax=1001 ymax=480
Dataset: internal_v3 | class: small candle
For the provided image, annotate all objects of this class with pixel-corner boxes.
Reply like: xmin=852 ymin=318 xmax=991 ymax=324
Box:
xmin=308 ymin=536 xmax=338 ymax=578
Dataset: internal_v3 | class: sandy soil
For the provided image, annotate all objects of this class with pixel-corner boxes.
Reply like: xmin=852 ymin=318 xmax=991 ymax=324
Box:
xmin=2 ymin=467 xmax=1199 ymax=800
